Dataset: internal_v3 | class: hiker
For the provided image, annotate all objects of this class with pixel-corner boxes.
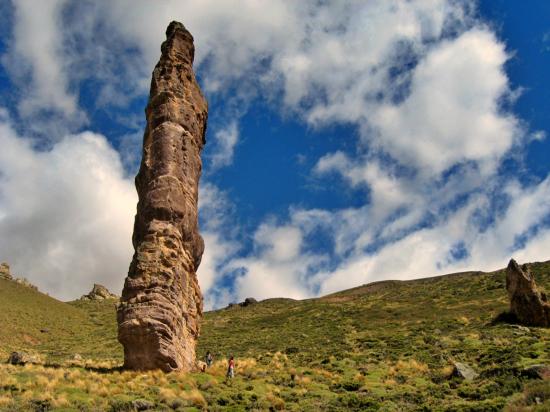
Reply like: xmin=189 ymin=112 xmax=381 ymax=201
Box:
xmin=205 ymin=351 xmax=213 ymax=368
xmin=226 ymin=355 xmax=235 ymax=379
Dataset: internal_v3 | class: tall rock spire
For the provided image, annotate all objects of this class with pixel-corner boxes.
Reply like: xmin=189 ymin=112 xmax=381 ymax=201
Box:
xmin=117 ymin=21 xmax=207 ymax=372
xmin=506 ymin=259 xmax=550 ymax=327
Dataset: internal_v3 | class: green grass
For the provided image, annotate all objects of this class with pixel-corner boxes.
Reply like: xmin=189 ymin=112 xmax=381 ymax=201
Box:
xmin=0 ymin=261 xmax=549 ymax=410
xmin=0 ymin=279 xmax=121 ymax=363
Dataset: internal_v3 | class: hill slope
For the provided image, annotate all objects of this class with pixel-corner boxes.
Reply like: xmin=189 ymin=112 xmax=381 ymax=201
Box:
xmin=0 ymin=261 xmax=549 ymax=411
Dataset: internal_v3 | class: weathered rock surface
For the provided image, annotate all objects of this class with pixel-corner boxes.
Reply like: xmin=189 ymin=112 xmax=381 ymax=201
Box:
xmin=451 ymin=362 xmax=478 ymax=381
xmin=7 ymin=351 xmax=41 ymax=365
xmin=0 ymin=262 xmax=12 ymax=280
xmin=81 ymin=284 xmax=118 ymax=300
xmin=506 ymin=259 xmax=550 ymax=327
xmin=117 ymin=21 xmax=207 ymax=372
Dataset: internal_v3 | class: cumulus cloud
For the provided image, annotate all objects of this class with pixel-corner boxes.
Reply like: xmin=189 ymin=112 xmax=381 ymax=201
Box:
xmin=0 ymin=110 xmax=135 ymax=300
xmin=229 ymin=223 xmax=326 ymax=301
xmin=315 ymin=175 xmax=550 ymax=295
xmin=2 ymin=0 xmax=87 ymax=133
xmin=196 ymin=183 xmax=241 ymax=309
xmin=368 ymin=29 xmax=518 ymax=176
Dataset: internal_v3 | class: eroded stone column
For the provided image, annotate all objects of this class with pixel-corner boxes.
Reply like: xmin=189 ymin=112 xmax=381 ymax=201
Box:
xmin=117 ymin=21 xmax=207 ymax=372
xmin=506 ymin=259 xmax=550 ymax=327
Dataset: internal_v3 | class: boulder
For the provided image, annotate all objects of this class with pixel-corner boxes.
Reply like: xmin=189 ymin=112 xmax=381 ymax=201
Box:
xmin=506 ymin=259 xmax=550 ymax=327
xmin=81 ymin=284 xmax=118 ymax=300
xmin=451 ymin=362 xmax=478 ymax=381
xmin=241 ymin=297 xmax=258 ymax=307
xmin=7 ymin=351 xmax=41 ymax=365
xmin=522 ymin=364 xmax=550 ymax=380
xmin=131 ymin=400 xmax=155 ymax=411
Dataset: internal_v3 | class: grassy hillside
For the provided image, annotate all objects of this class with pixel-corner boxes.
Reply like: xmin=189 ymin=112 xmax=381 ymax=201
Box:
xmin=0 ymin=279 xmax=121 ymax=363
xmin=0 ymin=261 xmax=549 ymax=411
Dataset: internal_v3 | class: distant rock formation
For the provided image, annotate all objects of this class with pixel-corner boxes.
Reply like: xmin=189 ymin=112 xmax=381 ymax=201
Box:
xmin=117 ymin=21 xmax=208 ymax=372
xmin=506 ymin=259 xmax=550 ymax=327
xmin=81 ymin=284 xmax=118 ymax=301
xmin=0 ymin=262 xmax=12 ymax=280
xmin=0 ymin=262 xmax=38 ymax=290
xmin=227 ymin=297 xmax=258 ymax=309
xmin=7 ymin=351 xmax=42 ymax=366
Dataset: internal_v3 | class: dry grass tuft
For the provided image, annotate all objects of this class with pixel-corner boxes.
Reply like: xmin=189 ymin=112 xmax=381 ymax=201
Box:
xmin=0 ymin=395 xmax=13 ymax=408
xmin=389 ymin=359 xmax=429 ymax=376
xmin=296 ymin=375 xmax=311 ymax=385
xmin=266 ymin=392 xmax=285 ymax=410
xmin=183 ymin=389 xmax=207 ymax=409
xmin=456 ymin=316 xmax=470 ymax=325
xmin=441 ymin=365 xmax=455 ymax=377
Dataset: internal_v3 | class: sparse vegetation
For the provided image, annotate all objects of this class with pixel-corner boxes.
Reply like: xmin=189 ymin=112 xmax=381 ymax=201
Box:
xmin=1 ymin=261 xmax=549 ymax=410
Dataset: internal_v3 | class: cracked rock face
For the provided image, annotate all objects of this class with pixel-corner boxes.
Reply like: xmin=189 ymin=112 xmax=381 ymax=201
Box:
xmin=506 ymin=259 xmax=550 ymax=327
xmin=117 ymin=21 xmax=208 ymax=372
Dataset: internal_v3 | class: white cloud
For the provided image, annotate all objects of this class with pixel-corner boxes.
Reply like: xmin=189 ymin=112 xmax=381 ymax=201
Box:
xmin=369 ymin=29 xmax=518 ymax=176
xmin=0 ymin=110 xmax=136 ymax=300
xmin=3 ymin=0 xmax=87 ymax=131
xmin=196 ymin=183 xmax=241 ymax=309
xmin=209 ymin=121 xmax=239 ymax=170
xmin=229 ymin=222 xmax=326 ymax=301
xmin=315 ymin=176 xmax=550 ymax=295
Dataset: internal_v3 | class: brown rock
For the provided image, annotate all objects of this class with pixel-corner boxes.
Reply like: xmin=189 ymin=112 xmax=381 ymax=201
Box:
xmin=522 ymin=364 xmax=550 ymax=380
xmin=506 ymin=259 xmax=550 ymax=327
xmin=7 ymin=351 xmax=42 ymax=365
xmin=81 ymin=284 xmax=118 ymax=300
xmin=0 ymin=262 xmax=12 ymax=280
xmin=117 ymin=21 xmax=207 ymax=372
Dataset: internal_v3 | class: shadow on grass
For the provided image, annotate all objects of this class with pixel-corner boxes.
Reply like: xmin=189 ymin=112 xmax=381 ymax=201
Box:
xmin=33 ymin=362 xmax=124 ymax=374
xmin=489 ymin=310 xmax=519 ymax=325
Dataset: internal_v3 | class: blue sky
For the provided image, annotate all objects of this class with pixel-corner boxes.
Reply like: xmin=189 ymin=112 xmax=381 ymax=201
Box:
xmin=0 ymin=0 xmax=549 ymax=309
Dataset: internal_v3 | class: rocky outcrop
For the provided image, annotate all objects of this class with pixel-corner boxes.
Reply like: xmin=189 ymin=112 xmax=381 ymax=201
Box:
xmin=81 ymin=284 xmax=118 ymax=301
xmin=14 ymin=277 xmax=38 ymax=291
xmin=506 ymin=259 xmax=550 ymax=327
xmin=7 ymin=352 xmax=42 ymax=365
xmin=226 ymin=297 xmax=259 ymax=309
xmin=242 ymin=297 xmax=258 ymax=307
xmin=117 ymin=21 xmax=207 ymax=372
xmin=451 ymin=362 xmax=478 ymax=381
xmin=0 ymin=263 xmax=38 ymax=290
xmin=0 ymin=262 xmax=12 ymax=280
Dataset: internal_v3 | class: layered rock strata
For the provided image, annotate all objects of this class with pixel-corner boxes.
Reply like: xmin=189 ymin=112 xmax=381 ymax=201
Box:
xmin=506 ymin=259 xmax=550 ymax=327
xmin=117 ymin=21 xmax=208 ymax=372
